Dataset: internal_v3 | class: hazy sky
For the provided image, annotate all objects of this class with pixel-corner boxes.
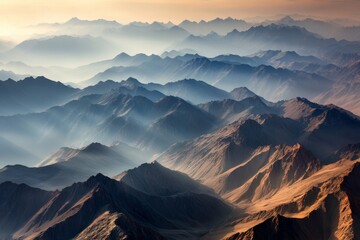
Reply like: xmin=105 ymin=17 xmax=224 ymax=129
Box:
xmin=0 ymin=0 xmax=359 ymax=34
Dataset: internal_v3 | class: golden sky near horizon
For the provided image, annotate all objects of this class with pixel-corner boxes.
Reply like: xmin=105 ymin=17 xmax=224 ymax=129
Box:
xmin=0 ymin=0 xmax=359 ymax=28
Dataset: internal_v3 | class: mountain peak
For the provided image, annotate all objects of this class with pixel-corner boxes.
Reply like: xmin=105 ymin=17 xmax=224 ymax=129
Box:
xmin=118 ymin=77 xmax=142 ymax=88
xmin=67 ymin=17 xmax=81 ymax=24
xmin=150 ymin=160 xmax=160 ymax=165
xmin=113 ymin=52 xmax=130 ymax=60
xmin=82 ymin=142 xmax=109 ymax=153
xmin=125 ymin=77 xmax=141 ymax=84
xmin=158 ymin=95 xmax=184 ymax=106
xmin=84 ymin=173 xmax=115 ymax=188
xmin=117 ymin=161 xmax=215 ymax=196
xmin=23 ymin=76 xmax=47 ymax=82
xmin=227 ymin=29 xmax=241 ymax=36
xmin=230 ymin=86 xmax=257 ymax=101
xmin=279 ymin=16 xmax=295 ymax=23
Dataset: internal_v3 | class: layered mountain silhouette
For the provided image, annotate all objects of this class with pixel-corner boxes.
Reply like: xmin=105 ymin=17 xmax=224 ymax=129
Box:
xmin=0 ymin=35 xmax=118 ymax=67
xmin=0 ymin=69 xmax=29 ymax=81
xmin=212 ymin=50 xmax=325 ymax=69
xmin=0 ymin=142 xmax=145 ymax=190
xmin=179 ymin=17 xmax=252 ymax=35
xmin=175 ymin=24 xmax=360 ymax=57
xmin=80 ymin=77 xmax=230 ymax=104
xmin=0 ymin=90 xmax=217 ymax=166
xmin=87 ymin=54 xmax=331 ymax=101
xmin=271 ymin=16 xmax=360 ymax=41
xmin=4 ymin=47 xmax=359 ymax=115
xmin=1 ymin=15 xmax=360 ymax=240
xmin=0 ymin=76 xmax=77 ymax=115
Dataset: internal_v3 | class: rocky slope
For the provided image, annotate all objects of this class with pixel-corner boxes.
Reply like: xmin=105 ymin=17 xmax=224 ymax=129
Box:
xmin=1 ymin=169 xmax=233 ymax=240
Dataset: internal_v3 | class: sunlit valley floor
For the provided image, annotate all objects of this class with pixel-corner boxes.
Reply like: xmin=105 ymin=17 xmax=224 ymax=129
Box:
xmin=0 ymin=16 xmax=360 ymax=240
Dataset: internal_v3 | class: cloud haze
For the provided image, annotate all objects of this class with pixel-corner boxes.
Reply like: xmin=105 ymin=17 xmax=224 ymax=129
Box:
xmin=0 ymin=0 xmax=359 ymax=28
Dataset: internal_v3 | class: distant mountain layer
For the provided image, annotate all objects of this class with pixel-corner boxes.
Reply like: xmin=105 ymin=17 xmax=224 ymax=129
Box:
xmin=0 ymin=142 xmax=146 ymax=190
xmin=87 ymin=54 xmax=331 ymax=101
xmin=5 ymin=50 xmax=360 ymax=115
xmin=1 ymin=18 xmax=359 ymax=70
xmin=71 ymin=49 xmax=331 ymax=84
xmin=174 ymin=24 xmax=360 ymax=57
xmin=179 ymin=17 xmax=252 ymax=35
xmin=77 ymin=50 xmax=360 ymax=115
xmin=0 ymin=69 xmax=29 ymax=81
xmin=0 ymin=35 xmax=119 ymax=67
xmin=271 ymin=16 xmax=360 ymax=41
xmin=0 ymin=76 xmax=78 ymax=116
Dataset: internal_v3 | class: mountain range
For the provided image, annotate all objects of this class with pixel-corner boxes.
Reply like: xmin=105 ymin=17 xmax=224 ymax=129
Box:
xmin=1 ymin=15 xmax=360 ymax=240
xmin=1 ymin=74 xmax=359 ymax=167
xmin=0 ymin=83 xmax=219 ymax=166
xmin=1 ymin=45 xmax=359 ymax=115
xmin=0 ymin=76 xmax=77 ymax=115
xmin=271 ymin=16 xmax=360 ymax=41
xmin=1 ymin=136 xmax=360 ymax=239
xmin=179 ymin=18 xmax=252 ymax=35
xmin=0 ymin=163 xmax=233 ymax=240
xmin=174 ymin=24 xmax=360 ymax=57
xmin=0 ymin=142 xmax=146 ymax=190
xmin=87 ymin=54 xmax=332 ymax=101
xmin=0 ymin=35 xmax=119 ymax=67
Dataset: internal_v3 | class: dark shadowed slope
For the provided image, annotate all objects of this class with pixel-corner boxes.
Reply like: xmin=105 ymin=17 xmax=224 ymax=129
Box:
xmin=2 ymin=172 xmax=232 ymax=240
xmin=199 ymin=96 xmax=275 ymax=124
xmin=116 ymin=161 xmax=215 ymax=197
xmin=0 ymin=182 xmax=54 ymax=240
